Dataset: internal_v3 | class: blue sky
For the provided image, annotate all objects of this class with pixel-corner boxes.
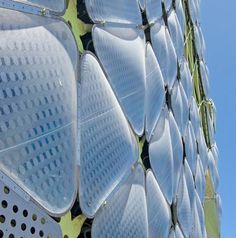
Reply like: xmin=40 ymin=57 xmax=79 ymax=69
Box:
xmin=201 ymin=1 xmax=236 ymax=237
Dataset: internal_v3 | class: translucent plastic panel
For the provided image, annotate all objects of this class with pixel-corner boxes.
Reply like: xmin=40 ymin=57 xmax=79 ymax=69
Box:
xmin=163 ymin=0 xmax=172 ymax=11
xmin=149 ymin=107 xmax=183 ymax=204
xmin=168 ymin=10 xmax=184 ymax=60
xmin=85 ymin=0 xmax=142 ymax=24
xmin=0 ymin=8 xmax=78 ymax=215
xmin=146 ymin=0 xmax=162 ymax=24
xmin=189 ymin=97 xmax=200 ymax=141
xmin=93 ymin=25 xmax=146 ymax=135
xmin=194 ymin=24 xmax=206 ymax=60
xmin=171 ymin=80 xmax=189 ymax=136
xmin=206 ymin=106 xmax=215 ymax=145
xmin=175 ymin=0 xmax=186 ymax=34
xmin=210 ymin=101 xmax=217 ymax=132
xmin=145 ymin=43 xmax=165 ymax=142
xmin=200 ymin=61 xmax=210 ymax=97
xmin=175 ymin=225 xmax=185 ymax=238
xmin=169 ymin=229 xmax=175 ymax=238
xmin=190 ymin=192 xmax=205 ymax=238
xmin=184 ymin=160 xmax=195 ymax=211
xmin=79 ymin=53 xmax=138 ymax=217
xmin=180 ymin=59 xmax=193 ymax=104
xmin=0 ymin=172 xmax=62 ymax=237
xmin=212 ymin=144 xmax=219 ymax=166
xmin=169 ymin=225 xmax=184 ymax=238
xmin=12 ymin=0 xmax=65 ymax=13
xmin=146 ymin=170 xmax=171 ymax=238
xmin=195 ymin=192 xmax=207 ymax=238
xmin=216 ymin=194 xmax=222 ymax=219
xmin=188 ymin=0 xmax=200 ymax=23
xmin=176 ymin=167 xmax=192 ymax=238
xmin=139 ymin=0 xmax=145 ymax=9
xmin=92 ymin=164 xmax=148 ymax=238
xmin=184 ymin=121 xmax=197 ymax=175
xmin=195 ymin=156 xmax=206 ymax=203
xmin=198 ymin=129 xmax=209 ymax=172
xmin=151 ymin=20 xmax=177 ymax=90
xmin=208 ymin=150 xmax=219 ymax=192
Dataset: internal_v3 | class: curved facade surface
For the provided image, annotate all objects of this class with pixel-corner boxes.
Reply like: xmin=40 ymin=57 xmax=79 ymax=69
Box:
xmin=0 ymin=0 xmax=220 ymax=237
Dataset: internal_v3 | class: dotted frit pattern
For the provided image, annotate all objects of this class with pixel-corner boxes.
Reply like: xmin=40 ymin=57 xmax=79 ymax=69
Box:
xmin=79 ymin=53 xmax=138 ymax=217
xmin=149 ymin=107 xmax=183 ymax=204
xmin=180 ymin=59 xmax=193 ymax=104
xmin=168 ymin=10 xmax=184 ymax=60
xmin=13 ymin=0 xmax=65 ymax=13
xmin=146 ymin=170 xmax=171 ymax=238
xmin=176 ymin=166 xmax=192 ymax=237
xmin=151 ymin=20 xmax=177 ymax=90
xmin=93 ymin=25 xmax=146 ymax=136
xmin=92 ymin=165 xmax=148 ymax=238
xmin=145 ymin=43 xmax=165 ymax=142
xmin=146 ymin=0 xmax=162 ymax=24
xmin=0 ymin=8 xmax=78 ymax=215
xmin=85 ymin=0 xmax=142 ymax=24
xmin=171 ymin=80 xmax=189 ymax=136
xmin=184 ymin=121 xmax=197 ymax=175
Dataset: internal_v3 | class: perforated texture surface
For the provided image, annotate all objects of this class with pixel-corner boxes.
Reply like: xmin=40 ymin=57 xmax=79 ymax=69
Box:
xmin=145 ymin=44 xmax=165 ymax=142
xmin=92 ymin=165 xmax=148 ymax=238
xmin=11 ymin=0 xmax=65 ymax=13
xmin=79 ymin=53 xmax=138 ymax=217
xmin=93 ymin=25 xmax=146 ymax=135
xmin=146 ymin=170 xmax=171 ymax=238
xmin=0 ymin=172 xmax=62 ymax=238
xmin=151 ymin=20 xmax=177 ymax=90
xmin=149 ymin=107 xmax=183 ymax=204
xmin=85 ymin=0 xmax=142 ymax=24
xmin=0 ymin=8 xmax=78 ymax=215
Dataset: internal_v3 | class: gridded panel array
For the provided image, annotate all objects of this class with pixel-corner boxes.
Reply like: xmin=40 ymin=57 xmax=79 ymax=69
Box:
xmin=0 ymin=0 xmax=221 ymax=237
xmin=79 ymin=53 xmax=138 ymax=218
xmin=0 ymin=172 xmax=62 ymax=238
xmin=7 ymin=0 xmax=65 ymax=14
xmin=0 ymin=8 xmax=78 ymax=215
xmin=92 ymin=25 xmax=146 ymax=136
xmin=92 ymin=165 xmax=148 ymax=238
xmin=85 ymin=0 xmax=142 ymax=24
